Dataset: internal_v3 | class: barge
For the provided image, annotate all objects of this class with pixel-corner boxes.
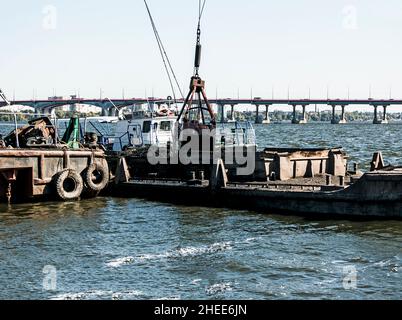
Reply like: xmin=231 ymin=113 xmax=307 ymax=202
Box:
xmin=110 ymin=153 xmax=402 ymax=219
xmin=0 ymin=113 xmax=109 ymax=203
xmin=103 ymin=4 xmax=402 ymax=219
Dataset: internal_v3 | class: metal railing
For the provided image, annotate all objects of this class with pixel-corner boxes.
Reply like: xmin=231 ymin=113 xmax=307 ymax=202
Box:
xmin=216 ymin=121 xmax=256 ymax=146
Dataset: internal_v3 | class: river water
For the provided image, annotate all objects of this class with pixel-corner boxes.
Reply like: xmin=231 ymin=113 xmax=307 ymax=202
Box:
xmin=0 ymin=123 xmax=401 ymax=300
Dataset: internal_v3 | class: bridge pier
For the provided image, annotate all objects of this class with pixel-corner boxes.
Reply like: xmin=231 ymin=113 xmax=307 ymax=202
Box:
xmin=109 ymin=108 xmax=117 ymax=117
xmin=230 ymin=104 xmax=235 ymax=122
xmin=383 ymin=105 xmax=388 ymax=123
xmin=331 ymin=105 xmax=347 ymax=124
xmin=291 ymin=105 xmax=307 ymax=124
xmin=373 ymin=105 xmax=389 ymax=124
xmin=291 ymin=105 xmax=298 ymax=124
xmin=33 ymin=105 xmax=41 ymax=117
xmin=299 ymin=105 xmax=307 ymax=124
xmin=101 ymin=108 xmax=109 ymax=117
xmin=255 ymin=105 xmax=262 ymax=124
xmin=331 ymin=105 xmax=336 ymax=124
xmin=339 ymin=105 xmax=347 ymax=124
xmin=262 ymin=105 xmax=270 ymax=124
xmin=219 ymin=104 xmax=225 ymax=123
xmin=330 ymin=105 xmax=338 ymax=124
xmin=39 ymin=107 xmax=57 ymax=118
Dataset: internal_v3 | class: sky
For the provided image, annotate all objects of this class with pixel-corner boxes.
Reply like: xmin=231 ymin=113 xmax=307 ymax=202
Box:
xmin=1 ymin=0 xmax=402 ymax=110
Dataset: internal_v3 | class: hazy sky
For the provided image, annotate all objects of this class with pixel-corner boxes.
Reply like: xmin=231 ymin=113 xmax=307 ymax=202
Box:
xmin=1 ymin=0 xmax=402 ymax=105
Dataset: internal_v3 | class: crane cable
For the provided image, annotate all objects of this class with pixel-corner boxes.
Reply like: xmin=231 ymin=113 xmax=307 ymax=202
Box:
xmin=194 ymin=0 xmax=206 ymax=77
xmin=143 ymin=0 xmax=184 ymax=104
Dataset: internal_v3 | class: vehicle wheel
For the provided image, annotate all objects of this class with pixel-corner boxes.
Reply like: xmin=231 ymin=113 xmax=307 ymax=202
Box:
xmin=83 ymin=162 xmax=109 ymax=192
xmin=54 ymin=169 xmax=84 ymax=201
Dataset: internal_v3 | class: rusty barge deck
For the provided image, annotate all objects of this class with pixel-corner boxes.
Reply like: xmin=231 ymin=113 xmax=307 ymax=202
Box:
xmin=111 ymin=169 xmax=402 ymax=219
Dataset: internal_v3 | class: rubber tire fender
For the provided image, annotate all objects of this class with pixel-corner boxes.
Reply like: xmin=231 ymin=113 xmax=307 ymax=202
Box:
xmin=83 ymin=162 xmax=109 ymax=192
xmin=54 ymin=169 xmax=84 ymax=201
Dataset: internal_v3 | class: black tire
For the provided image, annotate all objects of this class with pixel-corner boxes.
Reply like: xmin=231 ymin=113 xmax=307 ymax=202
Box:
xmin=54 ymin=169 xmax=84 ymax=201
xmin=83 ymin=162 xmax=109 ymax=192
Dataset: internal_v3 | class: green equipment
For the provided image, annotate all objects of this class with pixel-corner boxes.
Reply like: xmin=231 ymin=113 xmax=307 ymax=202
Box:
xmin=62 ymin=116 xmax=81 ymax=149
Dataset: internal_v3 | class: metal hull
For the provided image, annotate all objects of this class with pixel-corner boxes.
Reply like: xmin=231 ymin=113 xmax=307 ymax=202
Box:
xmin=0 ymin=149 xmax=108 ymax=203
xmin=111 ymin=170 xmax=402 ymax=219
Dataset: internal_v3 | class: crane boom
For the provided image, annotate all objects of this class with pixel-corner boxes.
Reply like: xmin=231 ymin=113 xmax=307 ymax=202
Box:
xmin=0 ymin=89 xmax=11 ymax=106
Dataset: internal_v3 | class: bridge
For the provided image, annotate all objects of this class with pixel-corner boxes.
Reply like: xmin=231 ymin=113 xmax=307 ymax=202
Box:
xmin=1 ymin=97 xmax=402 ymax=124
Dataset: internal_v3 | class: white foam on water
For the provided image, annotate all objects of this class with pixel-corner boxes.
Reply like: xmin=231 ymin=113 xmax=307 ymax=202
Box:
xmin=172 ymin=241 xmax=233 ymax=258
xmin=205 ymin=282 xmax=234 ymax=295
xmin=111 ymin=290 xmax=144 ymax=300
xmin=108 ymin=241 xmax=233 ymax=267
xmin=243 ymin=237 xmax=262 ymax=244
xmin=191 ymin=279 xmax=202 ymax=285
xmin=331 ymin=260 xmax=348 ymax=265
xmin=51 ymin=289 xmax=144 ymax=300
xmin=51 ymin=290 xmax=111 ymax=300
xmin=158 ymin=295 xmax=181 ymax=300
xmin=137 ymin=252 xmax=168 ymax=261
xmin=51 ymin=292 xmax=87 ymax=300
xmin=106 ymin=256 xmax=135 ymax=268
xmin=373 ymin=259 xmax=392 ymax=267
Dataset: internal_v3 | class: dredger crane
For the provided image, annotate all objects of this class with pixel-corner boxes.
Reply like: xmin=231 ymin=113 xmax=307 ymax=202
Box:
xmin=176 ymin=0 xmax=216 ymax=131
xmin=144 ymin=0 xmax=215 ymax=138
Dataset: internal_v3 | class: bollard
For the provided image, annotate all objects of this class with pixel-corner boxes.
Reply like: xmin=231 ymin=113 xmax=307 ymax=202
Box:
xmin=353 ymin=162 xmax=358 ymax=173
xmin=339 ymin=176 xmax=345 ymax=186
xmin=326 ymin=175 xmax=332 ymax=186
xmin=199 ymin=170 xmax=205 ymax=181
xmin=189 ymin=171 xmax=196 ymax=180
